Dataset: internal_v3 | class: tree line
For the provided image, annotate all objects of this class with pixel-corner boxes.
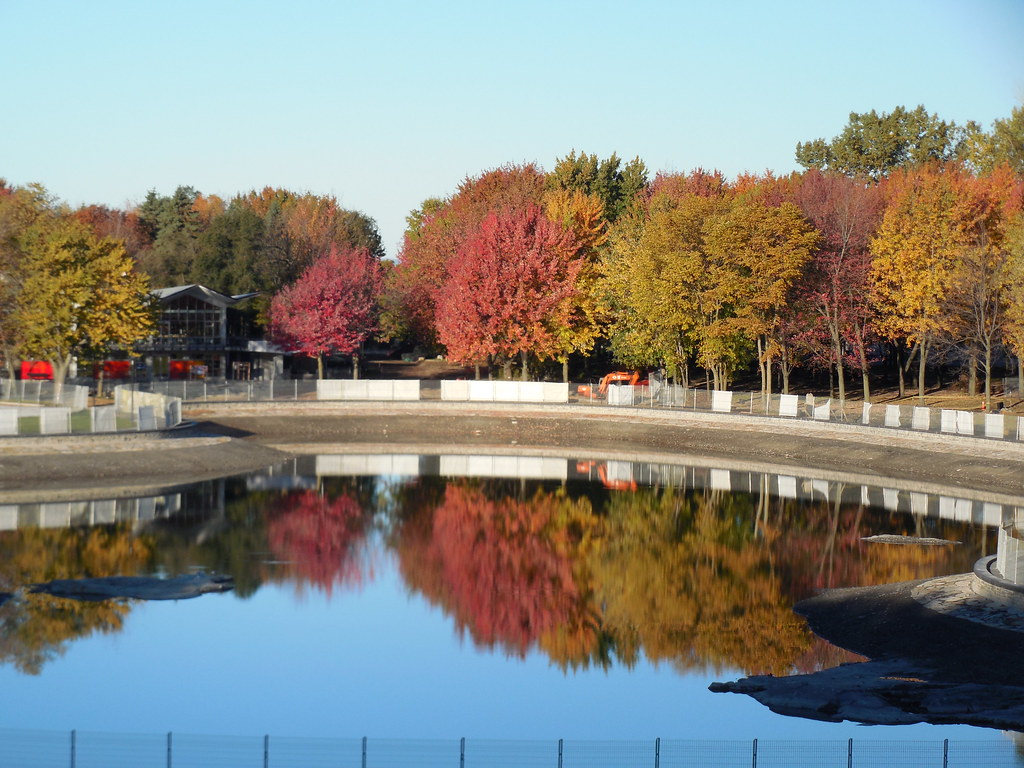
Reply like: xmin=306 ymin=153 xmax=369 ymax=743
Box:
xmin=2 ymin=104 xmax=1022 ymax=403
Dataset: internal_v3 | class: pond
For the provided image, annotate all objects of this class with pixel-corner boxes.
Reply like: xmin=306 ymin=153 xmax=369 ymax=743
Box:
xmin=0 ymin=453 xmax=1019 ymax=750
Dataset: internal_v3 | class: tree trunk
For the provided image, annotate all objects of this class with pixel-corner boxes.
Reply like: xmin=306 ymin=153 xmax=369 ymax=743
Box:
xmin=832 ymin=334 xmax=846 ymax=403
xmin=474 ymin=364 xmax=481 ymax=380
xmin=896 ymin=344 xmax=905 ymax=398
xmin=562 ymin=358 xmax=569 ymax=384
xmin=97 ymin=366 xmax=106 ymax=400
xmin=316 ymin=354 xmax=324 ymax=380
xmin=352 ymin=353 xmax=360 ymax=380
xmin=502 ymin=358 xmax=512 ymax=380
xmin=756 ymin=337 xmax=766 ymax=395
xmin=50 ymin=354 xmax=73 ymax=403
xmin=917 ymin=339 xmax=928 ymax=404
xmin=520 ymin=350 xmax=529 ymax=381
xmin=967 ymin=350 xmax=978 ymax=397
xmin=984 ymin=344 xmax=993 ymax=411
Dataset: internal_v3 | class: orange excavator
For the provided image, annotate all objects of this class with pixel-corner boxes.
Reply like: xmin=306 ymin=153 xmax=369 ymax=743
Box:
xmin=575 ymin=460 xmax=638 ymax=491
xmin=577 ymin=371 xmax=646 ymax=399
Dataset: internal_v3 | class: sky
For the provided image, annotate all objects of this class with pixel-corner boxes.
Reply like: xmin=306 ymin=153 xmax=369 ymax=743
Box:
xmin=2 ymin=0 xmax=1023 ymax=260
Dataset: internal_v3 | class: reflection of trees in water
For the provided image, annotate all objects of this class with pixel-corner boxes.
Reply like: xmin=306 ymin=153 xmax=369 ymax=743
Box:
xmin=266 ymin=489 xmax=373 ymax=595
xmin=393 ymin=481 xmax=603 ymax=663
xmin=0 ymin=472 xmax=992 ymax=678
xmin=392 ymin=478 xmax=989 ymax=677
xmin=0 ymin=526 xmax=152 ymax=674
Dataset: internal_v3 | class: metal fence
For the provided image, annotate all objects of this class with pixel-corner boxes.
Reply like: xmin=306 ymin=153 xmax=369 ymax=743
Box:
xmin=0 ymin=383 xmax=182 ymax=437
xmin=134 ymin=379 xmax=320 ymax=402
xmin=574 ymin=381 xmax=1024 ymax=443
xmin=1 ymin=730 xmax=1020 ymax=768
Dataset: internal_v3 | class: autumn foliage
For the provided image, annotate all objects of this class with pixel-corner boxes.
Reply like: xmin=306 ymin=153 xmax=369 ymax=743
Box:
xmin=268 ymin=244 xmax=383 ymax=377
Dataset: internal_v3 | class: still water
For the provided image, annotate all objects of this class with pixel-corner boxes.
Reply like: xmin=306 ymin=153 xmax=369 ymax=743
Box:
xmin=0 ymin=453 xmax=1016 ymax=745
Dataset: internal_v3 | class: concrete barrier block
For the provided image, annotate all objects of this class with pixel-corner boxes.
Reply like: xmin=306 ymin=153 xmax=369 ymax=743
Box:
xmin=493 ymin=381 xmax=518 ymax=402
xmin=711 ymin=390 xmax=732 ymax=413
xmin=778 ymin=394 xmax=798 ymax=417
xmin=137 ymin=405 xmax=157 ymax=431
xmin=985 ymin=413 xmax=1005 ymax=439
xmin=441 ymin=380 xmax=470 ymax=401
xmin=519 ymin=382 xmax=544 ymax=402
xmin=956 ymin=410 xmax=974 ymax=436
xmin=92 ymin=405 xmax=117 ymax=432
xmin=912 ymin=407 xmax=931 ymax=430
xmin=812 ymin=399 xmax=831 ymax=421
xmin=542 ymin=382 xmax=569 ymax=403
xmin=861 ymin=402 xmax=872 ymax=425
xmin=607 ymin=385 xmax=634 ymax=406
xmin=0 ymin=408 xmax=18 ymax=436
xmin=940 ymin=410 xmax=958 ymax=434
xmin=40 ymin=407 xmax=70 ymax=435
xmin=884 ymin=404 xmax=901 ymax=428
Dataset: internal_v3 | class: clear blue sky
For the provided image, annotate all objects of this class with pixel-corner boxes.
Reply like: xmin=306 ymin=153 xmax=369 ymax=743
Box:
xmin=2 ymin=0 xmax=1022 ymax=259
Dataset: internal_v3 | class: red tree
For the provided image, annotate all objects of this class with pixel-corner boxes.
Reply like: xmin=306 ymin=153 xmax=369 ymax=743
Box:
xmin=390 ymin=164 xmax=548 ymax=348
xmin=268 ymin=244 xmax=383 ymax=378
xmin=267 ymin=490 xmax=371 ymax=595
xmin=435 ymin=204 xmax=583 ymax=376
xmin=792 ymin=170 xmax=885 ymax=400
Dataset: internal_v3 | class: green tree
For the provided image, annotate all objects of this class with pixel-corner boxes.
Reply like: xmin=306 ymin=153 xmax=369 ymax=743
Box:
xmin=963 ymin=106 xmax=1024 ymax=174
xmin=548 ymin=151 xmax=648 ymax=222
xmin=796 ymin=106 xmax=967 ymax=180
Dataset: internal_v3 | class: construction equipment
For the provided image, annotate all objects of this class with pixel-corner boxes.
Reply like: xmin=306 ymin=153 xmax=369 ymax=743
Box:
xmin=577 ymin=371 xmax=646 ymax=399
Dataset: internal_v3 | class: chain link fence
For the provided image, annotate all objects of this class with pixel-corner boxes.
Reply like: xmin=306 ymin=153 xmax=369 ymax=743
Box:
xmin=0 ymin=381 xmax=182 ymax=436
xmin=1 ymin=730 xmax=1020 ymax=768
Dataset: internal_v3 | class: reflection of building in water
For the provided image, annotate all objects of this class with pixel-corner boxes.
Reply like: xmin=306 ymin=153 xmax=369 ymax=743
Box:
xmin=306 ymin=452 xmax=1021 ymax=536
xmin=0 ymin=480 xmax=227 ymax=532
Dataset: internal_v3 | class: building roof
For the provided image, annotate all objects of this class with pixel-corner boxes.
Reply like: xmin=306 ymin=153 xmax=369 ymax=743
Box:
xmin=152 ymin=284 xmax=259 ymax=308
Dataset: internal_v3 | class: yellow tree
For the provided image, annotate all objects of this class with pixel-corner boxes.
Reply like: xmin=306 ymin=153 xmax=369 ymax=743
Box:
xmin=1005 ymin=211 xmax=1024 ymax=391
xmin=543 ymin=188 xmax=608 ymax=381
xmin=870 ymin=165 xmax=964 ymax=401
xmin=16 ymin=222 xmax=155 ymax=397
xmin=703 ymin=200 xmax=818 ymax=395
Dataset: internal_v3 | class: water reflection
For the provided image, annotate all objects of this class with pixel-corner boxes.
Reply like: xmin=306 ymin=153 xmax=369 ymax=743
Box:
xmin=0 ymin=453 xmax=1005 ymax=691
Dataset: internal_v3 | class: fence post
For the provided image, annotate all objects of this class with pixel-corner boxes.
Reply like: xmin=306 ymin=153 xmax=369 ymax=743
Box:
xmin=361 ymin=737 xmax=367 ymax=768
xmin=167 ymin=732 xmax=173 ymax=768
xmin=70 ymin=729 xmax=76 ymax=768
xmin=751 ymin=738 xmax=757 ymax=768
xmin=558 ymin=738 xmax=563 ymax=768
xmin=294 ymin=379 xmax=298 ymax=401
xmin=263 ymin=734 xmax=269 ymax=768
xmin=943 ymin=739 xmax=948 ymax=768
xmin=847 ymin=738 xmax=852 ymax=768
xmin=654 ymin=737 xmax=660 ymax=768
xmin=460 ymin=737 xmax=465 ymax=768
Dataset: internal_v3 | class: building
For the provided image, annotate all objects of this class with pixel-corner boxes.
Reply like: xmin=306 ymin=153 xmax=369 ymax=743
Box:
xmin=137 ymin=285 xmax=285 ymax=380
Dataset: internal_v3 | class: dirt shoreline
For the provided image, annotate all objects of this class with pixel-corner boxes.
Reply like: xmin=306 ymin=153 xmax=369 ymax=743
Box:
xmin=0 ymin=401 xmax=1021 ymax=502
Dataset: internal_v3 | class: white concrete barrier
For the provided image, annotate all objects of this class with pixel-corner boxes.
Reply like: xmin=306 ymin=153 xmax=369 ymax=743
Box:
xmin=884 ymin=404 xmax=901 ymax=427
xmin=92 ymin=406 xmax=117 ymax=432
xmin=940 ymin=410 xmax=958 ymax=434
xmin=441 ymin=380 xmax=568 ymax=403
xmin=985 ymin=413 xmax=1005 ymax=439
xmin=40 ymin=407 xmax=70 ymax=435
xmin=778 ymin=394 xmax=798 ymax=417
xmin=812 ymin=399 xmax=831 ymax=421
xmin=0 ymin=408 xmax=18 ymax=436
xmin=912 ymin=407 xmax=931 ymax=430
xmin=607 ymin=385 xmax=635 ymax=406
xmin=956 ymin=410 xmax=975 ymax=436
xmin=137 ymin=405 xmax=157 ymax=431
xmin=861 ymin=402 xmax=872 ymax=426
xmin=318 ymin=379 xmax=422 ymax=401
xmin=711 ymin=390 xmax=733 ymax=413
